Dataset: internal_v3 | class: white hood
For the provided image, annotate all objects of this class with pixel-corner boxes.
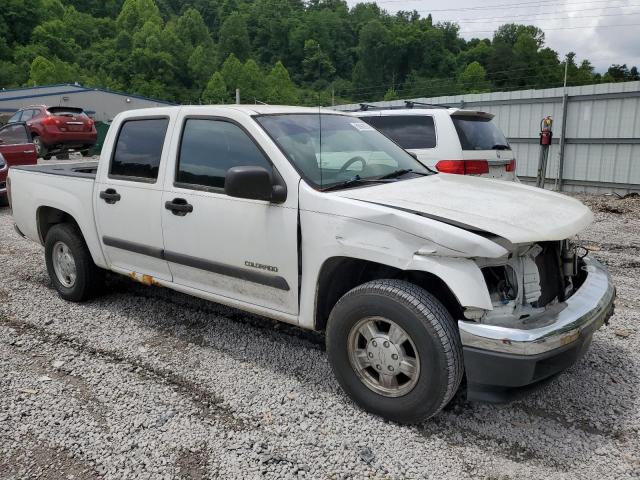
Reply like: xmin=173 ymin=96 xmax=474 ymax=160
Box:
xmin=335 ymin=174 xmax=593 ymax=244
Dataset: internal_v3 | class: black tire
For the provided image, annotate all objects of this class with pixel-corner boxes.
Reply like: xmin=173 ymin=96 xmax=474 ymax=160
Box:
xmin=44 ymin=223 xmax=104 ymax=301
xmin=0 ymin=195 xmax=8 ymax=207
xmin=81 ymin=148 xmax=92 ymax=157
xmin=56 ymin=152 xmax=70 ymax=160
xmin=32 ymin=135 xmax=48 ymax=159
xmin=326 ymin=279 xmax=463 ymax=423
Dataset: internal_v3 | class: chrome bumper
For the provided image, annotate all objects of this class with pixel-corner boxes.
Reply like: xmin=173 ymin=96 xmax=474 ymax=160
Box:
xmin=458 ymin=256 xmax=615 ymax=356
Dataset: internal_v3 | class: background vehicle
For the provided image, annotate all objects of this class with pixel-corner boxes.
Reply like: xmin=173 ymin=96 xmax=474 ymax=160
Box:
xmin=0 ymin=122 xmax=38 ymax=205
xmin=354 ymin=104 xmax=517 ymax=181
xmin=9 ymin=106 xmax=614 ymax=423
xmin=8 ymin=105 xmax=97 ymax=159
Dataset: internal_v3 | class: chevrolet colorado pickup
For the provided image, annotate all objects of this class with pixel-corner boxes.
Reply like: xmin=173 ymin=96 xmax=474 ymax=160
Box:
xmin=8 ymin=106 xmax=615 ymax=423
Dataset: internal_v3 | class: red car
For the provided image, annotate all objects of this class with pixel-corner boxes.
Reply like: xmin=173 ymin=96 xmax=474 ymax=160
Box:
xmin=0 ymin=122 xmax=38 ymax=205
xmin=8 ymin=105 xmax=97 ymax=159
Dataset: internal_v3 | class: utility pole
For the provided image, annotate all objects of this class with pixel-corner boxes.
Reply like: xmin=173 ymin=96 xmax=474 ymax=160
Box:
xmin=331 ymin=87 xmax=335 ymax=107
xmin=235 ymin=88 xmax=240 ymax=105
xmin=556 ymin=55 xmax=570 ymax=191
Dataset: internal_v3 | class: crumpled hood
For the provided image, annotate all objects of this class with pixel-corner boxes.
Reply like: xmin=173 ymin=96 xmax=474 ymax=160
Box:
xmin=335 ymin=174 xmax=593 ymax=244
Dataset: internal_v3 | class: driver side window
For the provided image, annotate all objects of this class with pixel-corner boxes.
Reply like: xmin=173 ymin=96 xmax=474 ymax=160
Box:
xmin=176 ymin=119 xmax=272 ymax=190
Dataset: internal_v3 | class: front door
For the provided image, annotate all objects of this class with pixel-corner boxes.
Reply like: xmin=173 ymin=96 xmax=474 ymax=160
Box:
xmin=161 ymin=114 xmax=299 ymax=315
xmin=0 ymin=123 xmax=37 ymax=166
xmin=94 ymin=117 xmax=173 ymax=281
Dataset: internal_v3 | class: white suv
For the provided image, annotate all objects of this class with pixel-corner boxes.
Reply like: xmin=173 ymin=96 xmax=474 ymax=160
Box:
xmin=354 ymin=103 xmax=517 ymax=181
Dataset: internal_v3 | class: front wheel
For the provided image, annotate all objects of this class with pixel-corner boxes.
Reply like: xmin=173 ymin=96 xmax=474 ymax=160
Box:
xmin=44 ymin=223 xmax=104 ymax=301
xmin=326 ymin=279 xmax=463 ymax=423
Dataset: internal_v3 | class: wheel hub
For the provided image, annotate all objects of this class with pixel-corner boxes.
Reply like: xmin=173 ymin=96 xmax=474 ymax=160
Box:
xmin=52 ymin=241 xmax=77 ymax=288
xmin=366 ymin=336 xmax=402 ymax=374
xmin=347 ymin=316 xmax=420 ymax=398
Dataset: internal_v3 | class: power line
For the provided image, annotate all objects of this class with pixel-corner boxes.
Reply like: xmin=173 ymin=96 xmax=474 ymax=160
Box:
xmin=447 ymin=4 xmax=640 ymax=24
xmin=373 ymin=0 xmax=614 ymax=11
xmin=460 ymin=21 xmax=640 ymax=34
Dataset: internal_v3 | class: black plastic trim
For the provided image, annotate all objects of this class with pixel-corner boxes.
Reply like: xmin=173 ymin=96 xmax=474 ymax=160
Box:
xmin=101 ymin=236 xmax=290 ymax=291
xmin=102 ymin=236 xmax=164 ymax=259
xmin=163 ymin=250 xmax=290 ymax=291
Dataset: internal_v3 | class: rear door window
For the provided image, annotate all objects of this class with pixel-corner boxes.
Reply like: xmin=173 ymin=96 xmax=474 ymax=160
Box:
xmin=20 ymin=110 xmax=34 ymax=122
xmin=359 ymin=115 xmax=436 ymax=149
xmin=0 ymin=124 xmax=30 ymax=144
xmin=8 ymin=111 xmax=22 ymax=122
xmin=110 ymin=118 xmax=169 ymax=181
xmin=176 ymin=118 xmax=272 ymax=190
xmin=452 ymin=115 xmax=509 ymax=150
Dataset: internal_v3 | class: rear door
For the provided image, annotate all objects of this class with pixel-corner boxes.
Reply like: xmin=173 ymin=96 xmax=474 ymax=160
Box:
xmin=94 ymin=115 xmax=174 ymax=281
xmin=0 ymin=123 xmax=37 ymax=166
xmin=451 ymin=113 xmax=516 ymax=180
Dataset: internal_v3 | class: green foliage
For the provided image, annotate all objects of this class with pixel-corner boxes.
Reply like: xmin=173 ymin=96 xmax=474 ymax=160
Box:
xmin=219 ymin=12 xmax=250 ymax=61
xmin=0 ymin=0 xmax=632 ymax=104
xmin=458 ymin=61 xmax=490 ymax=93
xmin=201 ymin=72 xmax=227 ymax=103
xmin=383 ymin=88 xmax=399 ymax=101
xmin=265 ymin=61 xmax=299 ymax=104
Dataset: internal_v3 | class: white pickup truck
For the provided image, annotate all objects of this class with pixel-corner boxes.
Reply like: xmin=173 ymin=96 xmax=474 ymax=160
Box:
xmin=9 ymin=106 xmax=615 ymax=423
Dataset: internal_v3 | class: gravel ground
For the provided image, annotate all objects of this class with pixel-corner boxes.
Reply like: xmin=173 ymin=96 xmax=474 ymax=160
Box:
xmin=0 ymin=187 xmax=639 ymax=479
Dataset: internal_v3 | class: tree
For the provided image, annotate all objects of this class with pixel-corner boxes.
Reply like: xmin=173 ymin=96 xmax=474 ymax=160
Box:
xmin=459 ymin=61 xmax=490 ymax=93
xmin=201 ymin=72 xmax=227 ymax=103
xmin=383 ymin=88 xmax=398 ymax=101
xmin=220 ymin=53 xmax=244 ymax=94
xmin=29 ymin=56 xmax=57 ymax=85
xmin=265 ymin=61 xmax=299 ymax=104
xmin=239 ymin=59 xmax=266 ymax=102
xmin=116 ymin=0 xmax=162 ymax=31
xmin=219 ymin=12 xmax=250 ymax=61
xmin=302 ymin=39 xmax=335 ymax=83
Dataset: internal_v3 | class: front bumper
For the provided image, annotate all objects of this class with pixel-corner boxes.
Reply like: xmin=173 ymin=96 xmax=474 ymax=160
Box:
xmin=458 ymin=256 xmax=615 ymax=401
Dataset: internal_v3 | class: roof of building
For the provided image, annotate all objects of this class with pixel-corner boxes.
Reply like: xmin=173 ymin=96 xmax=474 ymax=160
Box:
xmin=0 ymin=83 xmax=175 ymax=105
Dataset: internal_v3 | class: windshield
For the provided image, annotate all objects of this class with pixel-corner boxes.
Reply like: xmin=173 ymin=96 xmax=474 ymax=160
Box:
xmin=451 ymin=115 xmax=509 ymax=150
xmin=256 ymin=114 xmax=431 ymax=189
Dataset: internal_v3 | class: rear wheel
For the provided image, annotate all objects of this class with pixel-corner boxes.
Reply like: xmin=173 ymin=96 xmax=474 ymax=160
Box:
xmin=81 ymin=148 xmax=92 ymax=157
xmin=56 ymin=152 xmax=70 ymax=160
xmin=45 ymin=224 xmax=104 ymax=301
xmin=32 ymin=135 xmax=48 ymax=159
xmin=326 ymin=279 xmax=463 ymax=423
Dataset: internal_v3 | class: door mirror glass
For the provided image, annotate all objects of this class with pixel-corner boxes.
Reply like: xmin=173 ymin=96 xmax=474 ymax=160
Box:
xmin=225 ymin=166 xmax=275 ymax=201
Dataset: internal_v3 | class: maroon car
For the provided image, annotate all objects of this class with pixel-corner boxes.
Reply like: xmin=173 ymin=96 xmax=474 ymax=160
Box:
xmin=8 ymin=105 xmax=97 ymax=159
xmin=0 ymin=122 xmax=38 ymax=205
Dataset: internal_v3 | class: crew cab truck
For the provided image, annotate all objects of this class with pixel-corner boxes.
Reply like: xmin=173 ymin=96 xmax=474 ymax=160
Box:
xmin=9 ymin=106 xmax=615 ymax=423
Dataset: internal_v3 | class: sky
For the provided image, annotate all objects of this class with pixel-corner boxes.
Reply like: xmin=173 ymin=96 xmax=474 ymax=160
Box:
xmin=345 ymin=0 xmax=640 ymax=72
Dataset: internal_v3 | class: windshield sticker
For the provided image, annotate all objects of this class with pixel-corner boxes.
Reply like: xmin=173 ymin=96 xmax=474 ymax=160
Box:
xmin=350 ymin=122 xmax=375 ymax=131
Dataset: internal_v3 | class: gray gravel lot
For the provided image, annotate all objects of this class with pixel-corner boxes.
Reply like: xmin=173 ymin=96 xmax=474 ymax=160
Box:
xmin=0 ymin=185 xmax=639 ymax=479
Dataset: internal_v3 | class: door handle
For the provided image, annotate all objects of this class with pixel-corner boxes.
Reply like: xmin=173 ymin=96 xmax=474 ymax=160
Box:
xmin=165 ymin=198 xmax=193 ymax=216
xmin=23 ymin=150 xmax=35 ymax=154
xmin=99 ymin=188 xmax=121 ymax=204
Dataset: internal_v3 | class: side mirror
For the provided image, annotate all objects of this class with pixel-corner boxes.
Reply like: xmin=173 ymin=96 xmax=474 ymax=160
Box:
xmin=225 ymin=166 xmax=287 ymax=203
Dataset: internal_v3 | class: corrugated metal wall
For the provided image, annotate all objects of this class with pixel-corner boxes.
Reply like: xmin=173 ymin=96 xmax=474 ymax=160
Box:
xmin=0 ymin=84 xmax=173 ymax=123
xmin=335 ymin=81 xmax=640 ymax=193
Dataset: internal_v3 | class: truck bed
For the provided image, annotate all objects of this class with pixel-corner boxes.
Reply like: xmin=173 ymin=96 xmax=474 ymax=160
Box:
xmin=11 ymin=161 xmax=98 ymax=179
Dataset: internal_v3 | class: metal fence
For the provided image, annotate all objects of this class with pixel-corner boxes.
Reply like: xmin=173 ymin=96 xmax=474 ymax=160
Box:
xmin=335 ymin=81 xmax=640 ymax=194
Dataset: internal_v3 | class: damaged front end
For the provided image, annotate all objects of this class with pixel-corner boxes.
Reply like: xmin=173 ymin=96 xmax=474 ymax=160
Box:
xmin=469 ymin=240 xmax=585 ymax=327
xmin=459 ymin=239 xmax=615 ymax=402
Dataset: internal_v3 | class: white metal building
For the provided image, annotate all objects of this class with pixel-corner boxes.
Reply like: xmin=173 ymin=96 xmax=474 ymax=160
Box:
xmin=0 ymin=83 xmax=174 ymax=123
